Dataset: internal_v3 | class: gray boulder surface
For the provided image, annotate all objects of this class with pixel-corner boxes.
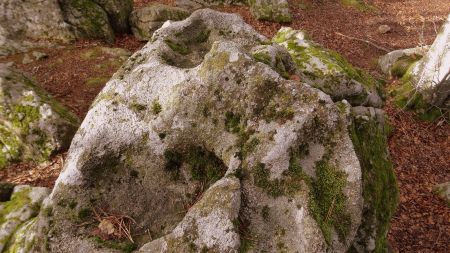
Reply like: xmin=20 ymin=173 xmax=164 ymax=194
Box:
xmin=0 ymin=0 xmax=75 ymax=56
xmin=0 ymin=64 xmax=80 ymax=169
xmin=130 ymin=4 xmax=191 ymax=41
xmin=0 ymin=9 xmax=397 ymax=253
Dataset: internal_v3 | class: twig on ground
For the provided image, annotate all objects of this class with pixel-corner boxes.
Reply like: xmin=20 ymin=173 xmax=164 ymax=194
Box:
xmin=335 ymin=32 xmax=392 ymax=53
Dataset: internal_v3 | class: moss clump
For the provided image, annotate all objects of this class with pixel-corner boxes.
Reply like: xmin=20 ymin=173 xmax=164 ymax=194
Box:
xmin=253 ymin=162 xmax=306 ymax=198
xmin=261 ymin=205 xmax=270 ymax=221
xmin=349 ymin=115 xmax=398 ymax=252
xmin=391 ymin=54 xmax=422 ymax=78
xmin=224 ymin=111 xmax=241 ymax=133
xmin=252 ymin=52 xmax=272 ymax=65
xmin=129 ymin=102 xmax=147 ymax=112
xmin=185 ymin=147 xmax=227 ymax=186
xmin=194 ymin=30 xmax=210 ymax=43
xmin=164 ymin=150 xmax=183 ymax=172
xmin=391 ymin=75 xmax=444 ymax=121
xmin=91 ymin=236 xmax=137 ymax=253
xmin=77 ymin=208 xmax=92 ymax=220
xmin=151 ymin=100 xmax=162 ymax=115
xmin=165 ymin=40 xmax=190 ymax=55
xmin=308 ymin=160 xmax=352 ymax=244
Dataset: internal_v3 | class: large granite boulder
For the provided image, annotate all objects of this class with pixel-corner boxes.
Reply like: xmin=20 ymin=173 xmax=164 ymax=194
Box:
xmin=0 ymin=64 xmax=79 ymax=169
xmin=274 ymin=27 xmax=383 ymax=108
xmin=0 ymin=0 xmax=75 ymax=56
xmin=59 ymin=0 xmax=133 ymax=43
xmin=130 ymin=4 xmax=190 ymax=41
xmin=249 ymin=0 xmax=292 ymax=23
xmin=0 ymin=9 xmax=397 ymax=253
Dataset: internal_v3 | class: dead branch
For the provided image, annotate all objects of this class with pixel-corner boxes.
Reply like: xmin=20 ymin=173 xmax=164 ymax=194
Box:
xmin=335 ymin=32 xmax=392 ymax=53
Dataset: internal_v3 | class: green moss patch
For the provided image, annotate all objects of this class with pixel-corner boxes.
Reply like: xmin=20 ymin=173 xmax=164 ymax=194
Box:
xmin=91 ymin=236 xmax=137 ymax=253
xmin=349 ymin=115 xmax=398 ymax=251
xmin=391 ymin=74 xmax=444 ymax=121
xmin=308 ymin=160 xmax=351 ymax=244
xmin=165 ymin=40 xmax=190 ymax=55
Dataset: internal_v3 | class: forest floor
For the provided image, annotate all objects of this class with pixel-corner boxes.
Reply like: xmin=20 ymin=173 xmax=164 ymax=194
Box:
xmin=1 ymin=0 xmax=449 ymax=252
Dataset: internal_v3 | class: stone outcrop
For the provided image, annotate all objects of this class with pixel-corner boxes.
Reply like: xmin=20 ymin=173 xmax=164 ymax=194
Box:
xmin=0 ymin=9 xmax=398 ymax=253
xmin=0 ymin=0 xmax=75 ymax=56
xmin=130 ymin=4 xmax=191 ymax=41
xmin=0 ymin=64 xmax=79 ymax=169
xmin=274 ymin=27 xmax=383 ymax=107
xmin=249 ymin=0 xmax=292 ymax=23
xmin=59 ymin=0 xmax=133 ymax=43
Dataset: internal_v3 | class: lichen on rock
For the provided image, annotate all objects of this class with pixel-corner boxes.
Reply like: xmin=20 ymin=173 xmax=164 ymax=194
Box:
xmin=274 ymin=27 xmax=383 ymax=107
xmin=0 ymin=64 xmax=79 ymax=169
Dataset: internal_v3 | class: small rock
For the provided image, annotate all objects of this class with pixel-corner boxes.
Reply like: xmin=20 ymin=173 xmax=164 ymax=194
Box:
xmin=22 ymin=54 xmax=33 ymax=64
xmin=433 ymin=182 xmax=450 ymax=206
xmin=32 ymin=51 xmax=48 ymax=60
xmin=130 ymin=4 xmax=190 ymax=41
xmin=378 ymin=24 xmax=391 ymax=34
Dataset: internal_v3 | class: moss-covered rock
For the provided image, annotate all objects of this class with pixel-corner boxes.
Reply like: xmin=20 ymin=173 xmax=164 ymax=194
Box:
xmin=274 ymin=27 xmax=383 ymax=107
xmin=249 ymin=0 xmax=292 ymax=23
xmin=59 ymin=0 xmax=133 ymax=43
xmin=0 ymin=185 xmax=50 ymax=252
xmin=348 ymin=105 xmax=398 ymax=252
xmin=0 ymin=64 xmax=79 ymax=169
xmin=130 ymin=4 xmax=191 ymax=41
xmin=251 ymin=44 xmax=296 ymax=78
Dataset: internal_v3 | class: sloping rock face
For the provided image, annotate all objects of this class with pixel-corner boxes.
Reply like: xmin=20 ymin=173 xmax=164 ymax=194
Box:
xmin=0 ymin=185 xmax=50 ymax=252
xmin=0 ymin=64 xmax=79 ymax=169
xmin=249 ymin=0 xmax=292 ymax=23
xmin=274 ymin=27 xmax=383 ymax=108
xmin=130 ymin=4 xmax=191 ymax=41
xmin=0 ymin=0 xmax=75 ymax=56
xmin=59 ymin=0 xmax=133 ymax=43
xmin=44 ymin=9 xmax=361 ymax=252
xmin=410 ymin=14 xmax=450 ymax=107
xmin=1 ymin=9 xmax=397 ymax=253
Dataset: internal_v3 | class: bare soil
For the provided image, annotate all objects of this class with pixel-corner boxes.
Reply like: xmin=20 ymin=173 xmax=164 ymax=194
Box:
xmin=1 ymin=0 xmax=449 ymax=251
